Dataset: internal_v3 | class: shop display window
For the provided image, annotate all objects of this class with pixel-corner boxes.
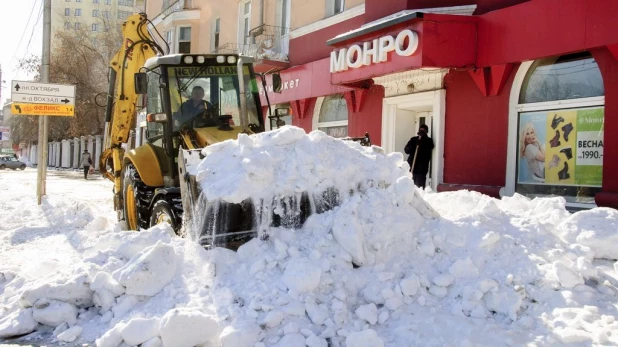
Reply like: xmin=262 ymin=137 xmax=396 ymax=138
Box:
xmin=515 ymin=52 xmax=604 ymax=204
xmin=318 ymin=94 xmax=348 ymax=138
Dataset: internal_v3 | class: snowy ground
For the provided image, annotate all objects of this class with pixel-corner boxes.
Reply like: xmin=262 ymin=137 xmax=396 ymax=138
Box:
xmin=1 ymin=127 xmax=618 ymax=347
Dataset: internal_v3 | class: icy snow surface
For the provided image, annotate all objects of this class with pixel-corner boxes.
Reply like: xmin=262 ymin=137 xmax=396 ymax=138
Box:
xmin=1 ymin=126 xmax=618 ymax=347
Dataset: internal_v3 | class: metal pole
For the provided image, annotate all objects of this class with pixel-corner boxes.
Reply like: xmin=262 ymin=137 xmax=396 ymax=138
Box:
xmin=37 ymin=0 xmax=51 ymax=204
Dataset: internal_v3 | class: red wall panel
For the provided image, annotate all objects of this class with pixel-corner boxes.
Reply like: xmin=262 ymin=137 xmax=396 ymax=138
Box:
xmin=348 ymin=85 xmax=385 ymax=145
xmin=477 ymin=0 xmax=618 ymax=67
xmin=289 ymin=16 xmax=366 ymax=66
xmin=442 ymin=65 xmax=519 ymax=187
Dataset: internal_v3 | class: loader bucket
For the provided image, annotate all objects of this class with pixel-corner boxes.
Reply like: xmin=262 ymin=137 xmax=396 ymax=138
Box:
xmin=179 ymin=148 xmax=348 ymax=249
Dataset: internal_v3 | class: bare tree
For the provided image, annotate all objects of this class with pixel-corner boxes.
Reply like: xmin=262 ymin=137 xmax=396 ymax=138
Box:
xmin=11 ymin=17 xmax=124 ymax=144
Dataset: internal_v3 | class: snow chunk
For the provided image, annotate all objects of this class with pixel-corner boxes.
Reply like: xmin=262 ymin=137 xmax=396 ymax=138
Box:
xmin=112 ymin=241 xmax=178 ymax=296
xmin=400 ymin=275 xmax=420 ymax=297
xmin=553 ymin=262 xmax=584 ymax=288
xmin=32 ymin=299 xmax=78 ymax=327
xmin=433 ymin=274 xmax=455 ymax=287
xmin=263 ymin=310 xmax=285 ymax=328
xmin=483 ymin=289 xmax=522 ymax=320
xmin=91 ymin=271 xmax=125 ymax=297
xmin=429 ymin=286 xmax=448 ymax=298
xmin=306 ymin=334 xmax=328 ymax=347
xmin=120 ymin=317 xmax=160 ymax=346
xmin=20 ymin=274 xmax=93 ymax=308
xmin=346 ymin=329 xmax=384 ymax=347
xmin=306 ymin=302 xmax=329 ymax=325
xmin=276 ymin=333 xmax=306 ymax=347
xmin=57 ymin=325 xmax=82 ymax=342
xmin=220 ymin=318 xmax=262 ymax=347
xmin=449 ymin=258 xmax=479 ymax=278
xmin=333 ymin=214 xmax=366 ymax=266
xmin=557 ymin=208 xmax=618 ymax=260
xmin=282 ymin=257 xmax=321 ymax=294
xmin=479 ymin=231 xmax=501 ymax=248
xmin=355 ymin=303 xmax=378 ymax=325
xmin=0 ymin=308 xmax=38 ymax=338
xmin=283 ymin=322 xmax=300 ymax=334
xmin=159 ymin=308 xmax=219 ymax=347
xmin=142 ymin=337 xmax=162 ymax=347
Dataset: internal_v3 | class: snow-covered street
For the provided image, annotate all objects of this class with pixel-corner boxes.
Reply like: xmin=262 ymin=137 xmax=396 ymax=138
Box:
xmin=1 ymin=128 xmax=618 ymax=347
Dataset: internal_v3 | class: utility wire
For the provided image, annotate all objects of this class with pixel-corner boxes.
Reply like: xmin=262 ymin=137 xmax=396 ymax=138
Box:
xmin=9 ymin=0 xmax=41 ymax=67
xmin=22 ymin=1 xmax=45 ymax=59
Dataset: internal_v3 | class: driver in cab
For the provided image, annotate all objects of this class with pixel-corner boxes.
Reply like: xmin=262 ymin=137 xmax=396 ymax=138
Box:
xmin=173 ymin=86 xmax=217 ymax=130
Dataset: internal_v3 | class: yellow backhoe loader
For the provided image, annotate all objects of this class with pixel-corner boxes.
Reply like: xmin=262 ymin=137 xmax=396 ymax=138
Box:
xmin=99 ymin=13 xmax=271 ymax=246
xmin=100 ymin=13 xmax=380 ymax=249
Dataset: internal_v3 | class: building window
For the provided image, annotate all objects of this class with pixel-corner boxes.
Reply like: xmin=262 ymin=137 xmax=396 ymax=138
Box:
xmin=65 ymin=8 xmax=71 ymax=15
xmin=214 ymin=18 xmax=220 ymax=50
xmin=178 ymin=27 xmax=191 ymax=53
xmin=64 ymin=22 xmax=71 ymax=29
xmin=242 ymin=1 xmax=251 ymax=44
xmin=92 ymin=9 xmax=99 ymax=17
xmin=93 ymin=0 xmax=99 ymax=3
xmin=117 ymin=10 xmax=131 ymax=19
xmin=76 ymin=0 xmax=81 ymax=2
xmin=334 ymin=0 xmax=345 ymax=14
xmin=318 ymin=94 xmax=348 ymax=138
xmin=75 ymin=8 xmax=82 ymax=16
xmin=105 ymin=0 xmax=111 ymax=4
xmin=102 ymin=11 xmax=110 ymax=19
xmin=74 ymin=22 xmax=81 ymax=30
xmin=92 ymin=23 xmax=99 ymax=31
xmin=92 ymin=38 xmax=98 ymax=47
xmin=119 ymin=0 xmax=134 ymax=6
xmin=326 ymin=0 xmax=345 ymax=16
xmin=515 ymin=52 xmax=604 ymax=205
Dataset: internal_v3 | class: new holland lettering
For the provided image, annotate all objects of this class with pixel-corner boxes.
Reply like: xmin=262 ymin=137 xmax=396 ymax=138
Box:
xmin=330 ymin=29 xmax=419 ymax=73
xmin=173 ymin=66 xmax=238 ymax=77
xmin=579 ymin=140 xmax=604 ymax=148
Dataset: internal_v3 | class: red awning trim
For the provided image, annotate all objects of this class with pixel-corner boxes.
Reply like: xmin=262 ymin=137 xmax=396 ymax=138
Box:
xmin=467 ymin=63 xmax=514 ymax=97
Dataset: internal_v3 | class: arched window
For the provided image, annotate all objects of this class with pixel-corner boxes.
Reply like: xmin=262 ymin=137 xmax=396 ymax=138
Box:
xmin=318 ymin=94 xmax=348 ymax=138
xmin=515 ymin=52 xmax=605 ymax=205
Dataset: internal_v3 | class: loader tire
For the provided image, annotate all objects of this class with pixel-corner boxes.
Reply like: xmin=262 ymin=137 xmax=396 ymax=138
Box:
xmin=150 ymin=198 xmax=179 ymax=232
xmin=123 ymin=164 xmax=153 ymax=231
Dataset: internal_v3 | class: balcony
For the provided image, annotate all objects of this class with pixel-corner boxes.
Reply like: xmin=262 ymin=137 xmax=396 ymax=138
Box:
xmin=151 ymin=0 xmax=198 ymax=25
xmin=215 ymin=24 xmax=290 ymax=73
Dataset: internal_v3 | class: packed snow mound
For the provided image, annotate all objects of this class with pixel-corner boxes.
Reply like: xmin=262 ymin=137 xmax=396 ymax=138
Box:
xmin=2 ymin=131 xmax=618 ymax=346
xmin=195 ymin=126 xmax=409 ymax=204
xmin=556 ymin=207 xmax=618 ymax=260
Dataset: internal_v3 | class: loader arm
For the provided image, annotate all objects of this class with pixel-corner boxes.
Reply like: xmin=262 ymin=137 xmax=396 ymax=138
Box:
xmin=99 ymin=13 xmax=159 ymax=207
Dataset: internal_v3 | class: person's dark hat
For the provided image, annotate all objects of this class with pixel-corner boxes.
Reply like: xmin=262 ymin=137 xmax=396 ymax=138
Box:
xmin=419 ymin=124 xmax=429 ymax=132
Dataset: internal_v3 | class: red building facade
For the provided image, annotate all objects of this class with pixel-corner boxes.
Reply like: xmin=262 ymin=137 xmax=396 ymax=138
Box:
xmin=259 ymin=0 xmax=618 ymax=209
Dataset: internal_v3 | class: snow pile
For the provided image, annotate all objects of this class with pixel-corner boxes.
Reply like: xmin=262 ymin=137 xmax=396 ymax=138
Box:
xmin=195 ymin=126 xmax=408 ymax=204
xmin=1 ymin=127 xmax=618 ymax=347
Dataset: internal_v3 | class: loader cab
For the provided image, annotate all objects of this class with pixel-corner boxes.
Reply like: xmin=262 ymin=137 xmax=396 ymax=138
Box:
xmin=137 ymin=54 xmax=264 ymax=182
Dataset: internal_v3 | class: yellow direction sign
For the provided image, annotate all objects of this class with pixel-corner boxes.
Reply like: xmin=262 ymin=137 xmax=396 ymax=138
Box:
xmin=11 ymin=103 xmax=75 ymax=117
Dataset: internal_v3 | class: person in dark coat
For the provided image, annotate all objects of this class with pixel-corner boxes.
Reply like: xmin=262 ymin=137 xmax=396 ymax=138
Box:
xmin=80 ymin=149 xmax=93 ymax=180
xmin=404 ymin=124 xmax=434 ymax=189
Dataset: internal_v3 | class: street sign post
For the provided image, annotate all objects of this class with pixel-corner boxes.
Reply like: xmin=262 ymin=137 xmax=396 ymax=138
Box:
xmin=11 ymin=81 xmax=76 ymax=117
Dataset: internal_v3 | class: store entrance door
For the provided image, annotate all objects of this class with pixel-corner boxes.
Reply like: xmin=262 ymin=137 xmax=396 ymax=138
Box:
xmin=382 ymin=90 xmax=445 ymax=190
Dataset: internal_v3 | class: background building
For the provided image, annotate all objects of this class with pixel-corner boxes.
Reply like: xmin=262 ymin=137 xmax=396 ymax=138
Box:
xmin=51 ymin=0 xmax=145 ymax=47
